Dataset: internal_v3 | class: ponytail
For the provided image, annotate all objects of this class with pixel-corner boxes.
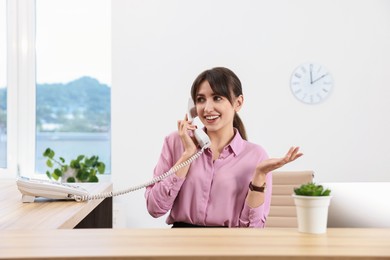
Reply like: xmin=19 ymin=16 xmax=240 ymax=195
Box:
xmin=233 ymin=113 xmax=247 ymax=141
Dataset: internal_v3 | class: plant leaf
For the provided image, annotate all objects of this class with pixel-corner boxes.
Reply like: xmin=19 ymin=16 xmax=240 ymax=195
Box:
xmin=97 ymin=162 xmax=105 ymax=174
xmin=70 ymin=159 xmax=80 ymax=169
xmin=67 ymin=177 xmax=76 ymax=183
xmin=89 ymin=175 xmax=98 ymax=182
xmin=46 ymin=159 xmax=53 ymax=168
xmin=54 ymin=168 xmax=62 ymax=177
xmin=43 ymin=148 xmax=55 ymax=158
xmin=78 ymin=169 xmax=89 ymax=181
xmin=52 ymin=173 xmax=59 ymax=181
xmin=294 ymin=182 xmax=331 ymax=196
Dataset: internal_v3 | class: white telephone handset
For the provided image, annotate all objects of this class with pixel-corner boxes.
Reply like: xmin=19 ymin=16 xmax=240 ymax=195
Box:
xmin=16 ymin=99 xmax=212 ymax=203
xmin=187 ymin=98 xmax=211 ymax=149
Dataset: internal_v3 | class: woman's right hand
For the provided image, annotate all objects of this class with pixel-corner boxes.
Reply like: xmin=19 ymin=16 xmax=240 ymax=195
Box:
xmin=177 ymin=114 xmax=198 ymax=156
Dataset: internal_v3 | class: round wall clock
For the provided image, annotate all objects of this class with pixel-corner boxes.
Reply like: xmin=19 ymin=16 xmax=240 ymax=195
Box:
xmin=290 ymin=63 xmax=333 ymax=104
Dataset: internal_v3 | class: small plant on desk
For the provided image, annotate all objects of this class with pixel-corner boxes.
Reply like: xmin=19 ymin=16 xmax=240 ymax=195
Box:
xmin=292 ymin=182 xmax=332 ymax=234
xmin=294 ymin=182 xmax=331 ymax=196
xmin=43 ymin=148 xmax=106 ymax=183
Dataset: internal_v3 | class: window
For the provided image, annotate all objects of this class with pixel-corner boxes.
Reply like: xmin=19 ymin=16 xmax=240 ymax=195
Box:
xmin=0 ymin=0 xmax=6 ymax=169
xmin=34 ymin=0 xmax=111 ymax=176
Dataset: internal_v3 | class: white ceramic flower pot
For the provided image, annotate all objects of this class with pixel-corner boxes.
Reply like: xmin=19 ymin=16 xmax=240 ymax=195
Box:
xmin=292 ymin=195 xmax=332 ymax=234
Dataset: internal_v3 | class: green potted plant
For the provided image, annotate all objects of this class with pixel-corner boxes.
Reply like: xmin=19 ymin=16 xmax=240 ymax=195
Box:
xmin=292 ymin=182 xmax=332 ymax=234
xmin=43 ymin=148 xmax=106 ymax=183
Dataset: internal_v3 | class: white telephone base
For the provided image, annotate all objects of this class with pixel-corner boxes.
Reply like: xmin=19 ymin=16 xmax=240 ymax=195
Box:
xmin=16 ymin=176 xmax=90 ymax=203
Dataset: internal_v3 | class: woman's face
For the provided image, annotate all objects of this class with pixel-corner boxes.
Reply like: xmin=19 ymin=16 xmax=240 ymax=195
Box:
xmin=195 ymin=80 xmax=242 ymax=135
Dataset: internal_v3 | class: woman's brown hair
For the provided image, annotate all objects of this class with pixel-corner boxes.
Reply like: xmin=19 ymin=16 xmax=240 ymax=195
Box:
xmin=190 ymin=67 xmax=247 ymax=140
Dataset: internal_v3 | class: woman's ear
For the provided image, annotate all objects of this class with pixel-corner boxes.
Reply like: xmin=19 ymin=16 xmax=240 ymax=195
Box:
xmin=234 ymin=95 xmax=244 ymax=112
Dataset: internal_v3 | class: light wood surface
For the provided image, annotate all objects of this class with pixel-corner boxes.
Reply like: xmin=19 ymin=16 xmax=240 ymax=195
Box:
xmin=0 ymin=179 xmax=112 ymax=230
xmin=1 ymin=228 xmax=390 ymax=260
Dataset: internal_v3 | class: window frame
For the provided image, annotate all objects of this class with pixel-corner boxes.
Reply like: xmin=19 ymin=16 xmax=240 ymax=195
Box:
xmin=1 ymin=0 xmax=36 ymax=178
xmin=0 ymin=0 xmax=23 ymax=177
xmin=16 ymin=0 xmax=36 ymax=177
xmin=17 ymin=0 xmax=36 ymax=176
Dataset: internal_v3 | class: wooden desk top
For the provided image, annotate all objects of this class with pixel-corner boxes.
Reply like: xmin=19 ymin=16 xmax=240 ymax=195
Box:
xmin=1 ymin=228 xmax=390 ymax=259
xmin=0 ymin=179 xmax=112 ymax=230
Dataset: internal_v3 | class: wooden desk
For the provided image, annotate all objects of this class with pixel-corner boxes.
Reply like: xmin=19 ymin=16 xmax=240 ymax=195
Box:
xmin=0 ymin=179 xmax=113 ymax=230
xmin=1 ymin=228 xmax=390 ymax=259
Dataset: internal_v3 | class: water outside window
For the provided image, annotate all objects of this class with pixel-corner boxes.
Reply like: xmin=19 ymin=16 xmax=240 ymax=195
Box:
xmin=0 ymin=0 xmax=7 ymax=168
xmin=35 ymin=0 xmax=111 ymax=175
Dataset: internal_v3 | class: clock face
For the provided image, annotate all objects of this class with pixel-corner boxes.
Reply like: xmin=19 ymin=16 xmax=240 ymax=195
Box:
xmin=290 ymin=63 xmax=333 ymax=104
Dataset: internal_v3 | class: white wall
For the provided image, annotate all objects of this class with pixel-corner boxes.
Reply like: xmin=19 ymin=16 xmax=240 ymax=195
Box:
xmin=112 ymin=0 xmax=390 ymax=227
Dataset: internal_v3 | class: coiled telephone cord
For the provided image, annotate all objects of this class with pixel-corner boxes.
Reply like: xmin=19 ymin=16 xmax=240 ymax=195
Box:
xmin=73 ymin=147 xmax=206 ymax=202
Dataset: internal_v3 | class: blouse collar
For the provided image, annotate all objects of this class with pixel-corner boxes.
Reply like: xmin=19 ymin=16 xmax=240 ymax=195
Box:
xmin=222 ymin=128 xmax=245 ymax=157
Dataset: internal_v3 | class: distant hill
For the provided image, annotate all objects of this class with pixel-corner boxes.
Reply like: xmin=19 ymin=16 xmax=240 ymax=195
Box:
xmin=0 ymin=76 xmax=111 ymax=132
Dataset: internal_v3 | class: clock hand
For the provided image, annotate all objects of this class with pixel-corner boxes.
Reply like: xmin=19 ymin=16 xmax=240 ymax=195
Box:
xmin=312 ymin=73 xmax=328 ymax=84
xmin=310 ymin=64 xmax=313 ymax=84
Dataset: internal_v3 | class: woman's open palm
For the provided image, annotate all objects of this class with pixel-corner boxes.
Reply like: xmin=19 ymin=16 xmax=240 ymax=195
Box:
xmin=256 ymin=146 xmax=303 ymax=175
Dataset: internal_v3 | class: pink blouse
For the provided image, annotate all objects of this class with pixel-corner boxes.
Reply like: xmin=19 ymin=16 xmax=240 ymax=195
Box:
xmin=145 ymin=129 xmax=272 ymax=227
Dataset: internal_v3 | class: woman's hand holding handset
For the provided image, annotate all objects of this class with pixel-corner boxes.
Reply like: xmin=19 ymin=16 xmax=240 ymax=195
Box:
xmin=174 ymin=114 xmax=198 ymax=178
xmin=177 ymin=114 xmax=198 ymax=155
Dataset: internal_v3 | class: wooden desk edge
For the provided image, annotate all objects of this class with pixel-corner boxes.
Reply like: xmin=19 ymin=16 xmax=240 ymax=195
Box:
xmin=1 ymin=228 xmax=390 ymax=260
